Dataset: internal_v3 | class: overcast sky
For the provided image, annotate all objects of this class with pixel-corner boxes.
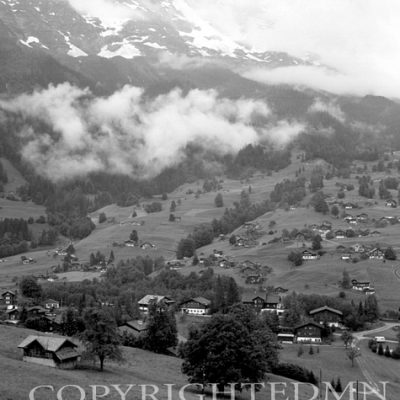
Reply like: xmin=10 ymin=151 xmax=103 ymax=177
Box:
xmin=66 ymin=0 xmax=400 ymax=98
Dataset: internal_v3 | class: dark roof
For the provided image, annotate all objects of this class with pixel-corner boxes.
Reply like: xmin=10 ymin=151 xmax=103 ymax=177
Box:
xmin=181 ymin=297 xmax=211 ymax=307
xmin=242 ymin=293 xmax=265 ymax=303
xmin=265 ymin=294 xmax=280 ymax=304
xmin=55 ymin=348 xmax=80 ymax=361
xmin=294 ymin=321 xmax=323 ymax=331
xmin=124 ymin=320 xmax=148 ymax=332
xmin=18 ymin=335 xmax=77 ymax=352
xmin=309 ymin=306 xmax=343 ymax=316
xmin=1 ymin=290 xmax=15 ymax=296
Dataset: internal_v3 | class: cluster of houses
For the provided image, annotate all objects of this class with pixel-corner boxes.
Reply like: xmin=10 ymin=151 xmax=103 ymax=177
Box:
xmin=113 ymin=240 xmax=157 ymax=250
xmin=0 ymin=290 xmax=65 ymax=328
xmin=277 ymin=306 xmax=344 ymax=344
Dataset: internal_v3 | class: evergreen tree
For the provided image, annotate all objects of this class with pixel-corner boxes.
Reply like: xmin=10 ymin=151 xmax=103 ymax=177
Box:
xmin=225 ymin=278 xmax=240 ymax=307
xmin=143 ymin=302 xmax=178 ymax=354
xmin=214 ymin=193 xmax=224 ymax=208
xmin=335 ymin=378 xmax=343 ymax=393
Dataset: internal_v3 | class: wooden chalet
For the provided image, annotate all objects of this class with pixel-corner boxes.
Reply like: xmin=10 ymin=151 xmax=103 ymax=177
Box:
xmin=309 ymin=306 xmax=343 ymax=328
xmin=1 ymin=290 xmax=16 ymax=307
xmin=369 ymin=248 xmax=385 ymax=260
xmin=301 ymin=250 xmax=318 ymax=261
xmin=118 ymin=320 xmax=148 ymax=337
xmin=180 ymin=297 xmax=211 ymax=315
xmin=18 ymin=335 xmax=80 ymax=369
xmin=294 ymin=322 xmax=323 ymax=343
xmin=242 ymin=293 xmax=266 ymax=312
xmin=138 ymin=295 xmax=175 ymax=314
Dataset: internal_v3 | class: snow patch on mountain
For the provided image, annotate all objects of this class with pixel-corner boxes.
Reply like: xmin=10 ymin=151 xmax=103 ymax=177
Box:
xmin=99 ymin=39 xmax=141 ymax=59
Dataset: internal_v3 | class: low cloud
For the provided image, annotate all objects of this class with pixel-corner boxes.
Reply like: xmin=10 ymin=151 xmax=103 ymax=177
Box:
xmin=308 ymin=99 xmax=346 ymax=123
xmin=0 ymin=83 xmax=303 ymax=181
xmin=64 ymin=0 xmax=146 ymax=27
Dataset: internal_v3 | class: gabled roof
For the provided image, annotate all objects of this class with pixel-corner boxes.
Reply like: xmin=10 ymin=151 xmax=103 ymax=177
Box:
xmin=18 ymin=335 xmax=77 ymax=352
xmin=45 ymin=299 xmax=59 ymax=304
xmin=1 ymin=290 xmax=15 ymax=296
xmin=265 ymin=294 xmax=280 ymax=304
xmin=27 ymin=306 xmax=47 ymax=313
xmin=294 ymin=321 xmax=323 ymax=331
xmin=181 ymin=297 xmax=211 ymax=307
xmin=138 ymin=295 xmax=173 ymax=305
xmin=242 ymin=292 xmax=265 ymax=303
xmin=309 ymin=306 xmax=343 ymax=316
xmin=125 ymin=320 xmax=148 ymax=332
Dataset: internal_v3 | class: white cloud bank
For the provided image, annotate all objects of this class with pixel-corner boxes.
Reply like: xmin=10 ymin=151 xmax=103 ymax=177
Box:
xmin=0 ymin=83 xmax=303 ymax=181
xmin=183 ymin=0 xmax=400 ymax=98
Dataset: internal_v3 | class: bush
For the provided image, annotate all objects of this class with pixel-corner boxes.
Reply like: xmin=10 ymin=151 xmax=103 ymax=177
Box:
xmin=391 ymin=347 xmax=400 ymax=359
xmin=272 ymin=363 xmax=318 ymax=385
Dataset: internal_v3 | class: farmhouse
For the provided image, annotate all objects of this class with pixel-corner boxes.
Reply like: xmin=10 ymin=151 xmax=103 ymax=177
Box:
xmin=180 ymin=297 xmax=211 ymax=315
xmin=245 ymin=274 xmax=264 ymax=284
xmin=369 ymin=248 xmax=385 ymax=260
xmin=352 ymin=280 xmax=371 ymax=291
xmin=138 ymin=295 xmax=175 ymax=314
xmin=301 ymin=250 xmax=318 ymax=261
xmin=44 ymin=299 xmax=60 ymax=309
xmin=335 ymin=230 xmax=346 ymax=239
xmin=309 ymin=306 xmax=343 ymax=327
xmin=385 ymin=199 xmax=397 ymax=208
xmin=1 ymin=290 xmax=16 ymax=307
xmin=140 ymin=242 xmax=156 ymax=250
xmin=294 ymin=322 xmax=323 ymax=343
xmin=18 ymin=335 xmax=80 ymax=369
xmin=118 ymin=320 xmax=148 ymax=337
xmin=262 ymin=294 xmax=284 ymax=315
xmin=356 ymin=213 xmax=369 ymax=222
xmin=5 ymin=308 xmax=20 ymax=322
xmin=242 ymin=293 xmax=266 ymax=312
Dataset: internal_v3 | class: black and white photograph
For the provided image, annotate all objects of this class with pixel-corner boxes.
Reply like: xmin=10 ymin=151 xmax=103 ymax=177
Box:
xmin=0 ymin=1 xmax=399 ymax=399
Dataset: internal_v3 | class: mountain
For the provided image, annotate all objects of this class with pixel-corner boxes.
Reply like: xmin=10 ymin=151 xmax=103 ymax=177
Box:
xmin=0 ymin=0 xmax=312 ymax=95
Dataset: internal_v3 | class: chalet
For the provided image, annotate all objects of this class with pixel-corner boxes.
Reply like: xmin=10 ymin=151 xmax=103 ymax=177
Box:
xmin=352 ymin=280 xmax=371 ymax=291
xmin=294 ymin=322 xmax=323 ymax=343
xmin=5 ymin=308 xmax=20 ymax=322
xmin=218 ymin=259 xmax=234 ymax=269
xmin=124 ymin=240 xmax=136 ymax=247
xmin=344 ymin=216 xmax=357 ymax=224
xmin=167 ymin=260 xmax=185 ymax=270
xmin=364 ymin=288 xmax=376 ymax=295
xmin=213 ymin=249 xmax=224 ymax=258
xmin=245 ymin=275 xmax=264 ymax=284
xmin=341 ymin=254 xmax=352 ymax=261
xmin=240 ymin=261 xmax=259 ymax=274
xmin=370 ymin=231 xmax=381 ymax=237
xmin=309 ymin=306 xmax=343 ymax=328
xmin=277 ymin=333 xmax=295 ymax=343
xmin=180 ymin=297 xmax=211 ymax=315
xmin=27 ymin=306 xmax=47 ymax=318
xmin=242 ymin=293 xmax=266 ymax=312
xmin=18 ymin=336 xmax=80 ymax=369
xmin=138 ymin=295 xmax=175 ymax=314
xmin=140 ymin=242 xmax=156 ymax=250
xmin=335 ymin=230 xmax=346 ymax=239
xmin=118 ymin=320 xmax=148 ymax=337
xmin=352 ymin=243 xmax=366 ymax=253
xmin=344 ymin=202 xmax=356 ymax=210
xmin=273 ymin=287 xmax=289 ymax=296
xmin=1 ymin=290 xmax=16 ymax=307
xmin=356 ymin=213 xmax=369 ymax=222
xmin=301 ymin=250 xmax=318 ymax=261
xmin=44 ymin=299 xmax=60 ymax=310
xmin=385 ymin=199 xmax=397 ymax=208
xmin=262 ymin=294 xmax=284 ymax=315
xmin=369 ymin=248 xmax=385 ymax=260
